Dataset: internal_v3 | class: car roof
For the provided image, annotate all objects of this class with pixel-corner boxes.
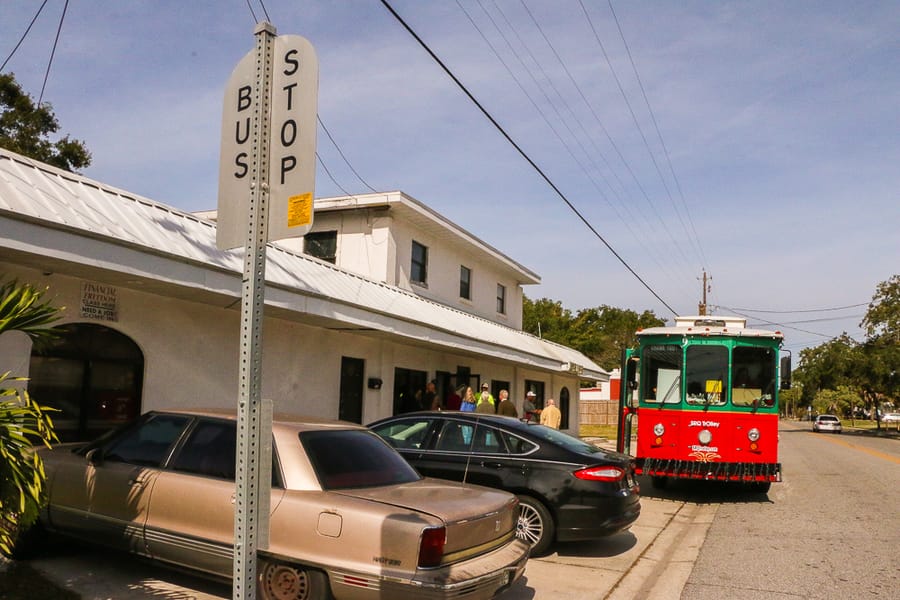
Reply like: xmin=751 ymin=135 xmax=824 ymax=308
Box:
xmin=372 ymin=411 xmax=532 ymax=428
xmin=155 ymin=407 xmax=367 ymax=433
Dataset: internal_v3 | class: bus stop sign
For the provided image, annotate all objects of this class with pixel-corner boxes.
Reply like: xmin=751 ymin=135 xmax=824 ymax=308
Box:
xmin=217 ymin=34 xmax=318 ymax=250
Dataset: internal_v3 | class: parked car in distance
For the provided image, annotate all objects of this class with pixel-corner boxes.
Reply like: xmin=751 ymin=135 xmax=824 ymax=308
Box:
xmin=881 ymin=413 xmax=900 ymax=424
xmin=813 ymin=414 xmax=842 ymax=433
xmin=368 ymin=412 xmax=641 ymax=556
xmin=22 ymin=409 xmax=528 ymax=600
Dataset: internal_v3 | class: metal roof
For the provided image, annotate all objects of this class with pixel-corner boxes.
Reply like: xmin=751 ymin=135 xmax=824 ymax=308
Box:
xmin=0 ymin=148 xmax=606 ymax=379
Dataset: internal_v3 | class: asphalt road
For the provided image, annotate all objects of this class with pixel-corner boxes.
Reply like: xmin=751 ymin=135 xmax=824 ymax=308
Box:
xmin=20 ymin=422 xmax=899 ymax=599
xmin=681 ymin=420 xmax=900 ymax=600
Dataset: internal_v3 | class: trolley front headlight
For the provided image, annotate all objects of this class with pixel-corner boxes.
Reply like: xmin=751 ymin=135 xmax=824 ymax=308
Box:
xmin=747 ymin=428 xmax=761 ymax=442
xmin=652 ymin=422 xmax=665 ymax=446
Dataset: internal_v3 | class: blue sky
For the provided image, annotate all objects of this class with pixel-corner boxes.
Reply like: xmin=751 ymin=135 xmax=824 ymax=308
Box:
xmin=2 ymin=1 xmax=898 ymax=354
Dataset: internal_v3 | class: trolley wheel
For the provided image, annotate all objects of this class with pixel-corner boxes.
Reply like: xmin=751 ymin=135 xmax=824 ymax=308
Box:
xmin=258 ymin=560 xmax=332 ymax=600
xmin=516 ymin=495 xmax=555 ymax=556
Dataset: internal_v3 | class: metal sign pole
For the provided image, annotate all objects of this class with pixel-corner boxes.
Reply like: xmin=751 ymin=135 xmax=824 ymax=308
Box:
xmin=234 ymin=21 xmax=276 ymax=600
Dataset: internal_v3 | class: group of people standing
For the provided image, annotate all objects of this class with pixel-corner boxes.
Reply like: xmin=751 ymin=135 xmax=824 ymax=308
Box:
xmin=448 ymin=383 xmax=561 ymax=429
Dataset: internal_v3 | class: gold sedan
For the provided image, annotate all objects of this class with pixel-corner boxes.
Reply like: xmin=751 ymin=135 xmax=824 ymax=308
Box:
xmin=30 ymin=409 xmax=528 ymax=599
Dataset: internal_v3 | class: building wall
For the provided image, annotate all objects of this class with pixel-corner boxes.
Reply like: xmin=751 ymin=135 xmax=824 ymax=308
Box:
xmin=1 ymin=262 xmax=578 ymax=432
xmin=391 ymin=217 xmax=524 ymax=329
xmin=277 ymin=200 xmax=527 ymax=330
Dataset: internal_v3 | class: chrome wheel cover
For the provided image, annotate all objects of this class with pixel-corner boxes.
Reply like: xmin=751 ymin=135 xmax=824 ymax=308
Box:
xmin=516 ymin=502 xmax=544 ymax=547
xmin=259 ymin=562 xmax=311 ymax=600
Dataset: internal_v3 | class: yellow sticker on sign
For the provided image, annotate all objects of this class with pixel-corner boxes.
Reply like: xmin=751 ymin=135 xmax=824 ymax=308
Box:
xmin=287 ymin=193 xmax=313 ymax=228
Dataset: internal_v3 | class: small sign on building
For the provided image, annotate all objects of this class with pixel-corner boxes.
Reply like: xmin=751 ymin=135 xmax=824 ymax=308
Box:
xmin=80 ymin=282 xmax=118 ymax=321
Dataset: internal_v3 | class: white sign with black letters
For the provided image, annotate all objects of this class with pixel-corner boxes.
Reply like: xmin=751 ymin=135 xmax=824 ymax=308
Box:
xmin=80 ymin=282 xmax=118 ymax=321
xmin=216 ymin=35 xmax=318 ymax=250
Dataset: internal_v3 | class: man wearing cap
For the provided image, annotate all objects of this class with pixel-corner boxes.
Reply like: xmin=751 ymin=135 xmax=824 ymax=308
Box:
xmin=523 ymin=391 xmax=541 ymax=422
xmin=476 ymin=382 xmax=495 ymax=413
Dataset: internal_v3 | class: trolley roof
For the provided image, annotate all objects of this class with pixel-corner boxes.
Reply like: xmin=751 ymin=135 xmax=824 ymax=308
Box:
xmin=637 ymin=316 xmax=784 ymax=340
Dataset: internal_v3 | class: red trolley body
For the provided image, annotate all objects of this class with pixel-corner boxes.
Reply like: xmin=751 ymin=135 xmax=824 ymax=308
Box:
xmin=617 ymin=316 xmax=789 ymax=491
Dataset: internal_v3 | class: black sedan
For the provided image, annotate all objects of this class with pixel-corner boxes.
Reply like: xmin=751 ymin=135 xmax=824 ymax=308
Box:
xmin=369 ymin=412 xmax=641 ymax=555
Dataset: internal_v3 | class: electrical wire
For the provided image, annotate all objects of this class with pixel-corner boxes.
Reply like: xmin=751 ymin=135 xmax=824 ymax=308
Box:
xmin=317 ymin=114 xmax=378 ymax=193
xmin=574 ymin=0 xmax=697 ymax=272
xmin=603 ymin=0 xmax=709 ymax=270
xmin=245 ymin=0 xmax=259 ymax=24
xmin=257 ymin=0 xmax=271 ymax=23
xmin=37 ymin=0 xmax=68 ymax=107
xmin=0 ymin=0 xmax=50 ymax=72
xmin=316 ymin=152 xmax=356 ymax=198
xmin=379 ymin=0 xmax=676 ymax=315
xmin=480 ymin=0 xmax=695 ymax=302
xmin=518 ymin=0 xmax=698 ymax=284
xmin=716 ymin=302 xmax=868 ymax=314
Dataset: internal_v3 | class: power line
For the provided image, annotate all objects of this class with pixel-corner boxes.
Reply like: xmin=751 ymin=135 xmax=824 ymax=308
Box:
xmin=577 ymin=0 xmax=698 ymax=272
xmin=379 ymin=0 xmax=676 ymax=315
xmin=315 ymin=152 xmax=355 ymax=198
xmin=603 ymin=0 xmax=709 ymax=270
xmin=37 ymin=0 xmax=68 ymax=107
xmin=503 ymin=0 xmax=697 ymax=296
xmin=317 ymin=114 xmax=378 ymax=193
xmin=471 ymin=1 xmax=689 ymax=302
xmin=716 ymin=302 xmax=868 ymax=314
xmin=0 ymin=0 xmax=50 ymax=72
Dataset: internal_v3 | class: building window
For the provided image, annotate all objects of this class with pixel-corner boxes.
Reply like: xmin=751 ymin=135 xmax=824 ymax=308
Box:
xmin=411 ymin=241 xmax=428 ymax=285
xmin=304 ymin=230 xmax=337 ymax=263
xmin=28 ymin=323 xmax=144 ymax=442
xmin=496 ymin=283 xmax=506 ymax=314
xmin=459 ymin=265 xmax=471 ymax=300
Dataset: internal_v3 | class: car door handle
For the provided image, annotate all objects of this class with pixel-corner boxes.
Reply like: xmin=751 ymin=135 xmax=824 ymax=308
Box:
xmin=480 ymin=461 xmax=504 ymax=469
xmin=128 ymin=471 xmax=150 ymax=487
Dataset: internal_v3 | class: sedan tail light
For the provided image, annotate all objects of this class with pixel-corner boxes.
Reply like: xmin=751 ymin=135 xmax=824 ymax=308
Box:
xmin=418 ymin=526 xmax=446 ymax=568
xmin=573 ymin=466 xmax=625 ymax=482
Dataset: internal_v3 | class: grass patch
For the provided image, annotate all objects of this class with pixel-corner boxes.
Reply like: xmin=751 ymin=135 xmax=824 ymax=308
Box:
xmin=580 ymin=424 xmax=618 ymax=439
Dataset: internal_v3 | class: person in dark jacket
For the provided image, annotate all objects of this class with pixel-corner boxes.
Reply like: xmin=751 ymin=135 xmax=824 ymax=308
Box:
xmin=497 ymin=390 xmax=518 ymax=418
xmin=523 ymin=390 xmax=540 ymax=422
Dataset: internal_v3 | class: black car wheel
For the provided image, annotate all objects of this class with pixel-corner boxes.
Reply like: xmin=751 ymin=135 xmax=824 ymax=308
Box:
xmin=258 ymin=560 xmax=332 ymax=600
xmin=516 ymin=495 xmax=554 ymax=556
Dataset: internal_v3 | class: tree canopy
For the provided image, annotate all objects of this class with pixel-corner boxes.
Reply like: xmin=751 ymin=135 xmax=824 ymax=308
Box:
xmin=522 ymin=297 xmax=665 ymax=372
xmin=0 ymin=72 xmax=91 ymax=172
xmin=795 ymin=275 xmax=899 ymax=420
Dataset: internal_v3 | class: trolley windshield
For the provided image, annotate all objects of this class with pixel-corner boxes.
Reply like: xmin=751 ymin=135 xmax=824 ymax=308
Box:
xmin=640 ymin=341 xmax=778 ymax=410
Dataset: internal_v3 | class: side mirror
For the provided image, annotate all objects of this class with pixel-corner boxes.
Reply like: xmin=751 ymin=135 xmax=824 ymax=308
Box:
xmin=780 ymin=355 xmax=792 ymax=390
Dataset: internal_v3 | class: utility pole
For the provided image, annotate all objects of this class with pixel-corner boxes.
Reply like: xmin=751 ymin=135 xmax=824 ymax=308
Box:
xmin=698 ymin=270 xmax=711 ymax=315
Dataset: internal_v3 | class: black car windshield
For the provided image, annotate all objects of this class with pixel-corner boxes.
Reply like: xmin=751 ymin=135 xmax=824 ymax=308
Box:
xmin=526 ymin=423 xmax=608 ymax=455
xmin=300 ymin=429 xmax=422 ymax=490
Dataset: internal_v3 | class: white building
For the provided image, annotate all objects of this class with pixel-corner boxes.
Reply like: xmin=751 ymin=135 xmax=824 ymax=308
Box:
xmin=0 ymin=148 xmax=607 ymax=441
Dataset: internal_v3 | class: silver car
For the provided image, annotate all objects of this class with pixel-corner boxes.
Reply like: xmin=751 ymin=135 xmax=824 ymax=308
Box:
xmin=25 ymin=409 xmax=528 ymax=599
xmin=812 ymin=415 xmax=842 ymax=434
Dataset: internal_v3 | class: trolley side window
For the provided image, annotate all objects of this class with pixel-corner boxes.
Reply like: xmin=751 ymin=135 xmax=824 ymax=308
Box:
xmin=732 ymin=346 xmax=777 ymax=408
xmin=642 ymin=344 xmax=683 ymax=404
xmin=685 ymin=345 xmax=728 ymax=406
